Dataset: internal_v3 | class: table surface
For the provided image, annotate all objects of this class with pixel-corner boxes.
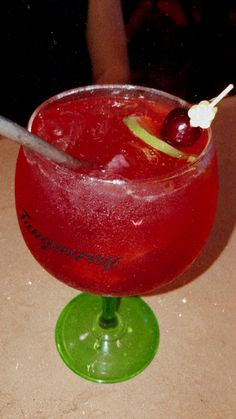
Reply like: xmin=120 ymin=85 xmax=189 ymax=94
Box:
xmin=0 ymin=97 xmax=235 ymax=419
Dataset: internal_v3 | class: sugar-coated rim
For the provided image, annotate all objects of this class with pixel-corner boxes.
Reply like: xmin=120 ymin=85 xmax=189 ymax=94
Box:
xmin=27 ymin=84 xmax=213 ymax=185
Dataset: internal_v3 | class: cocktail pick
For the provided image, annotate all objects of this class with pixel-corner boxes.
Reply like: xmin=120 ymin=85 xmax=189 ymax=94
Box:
xmin=188 ymin=84 xmax=234 ymax=129
xmin=0 ymin=114 xmax=85 ymax=169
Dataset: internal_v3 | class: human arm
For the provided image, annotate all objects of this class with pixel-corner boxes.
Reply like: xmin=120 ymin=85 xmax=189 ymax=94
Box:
xmin=86 ymin=0 xmax=130 ymax=84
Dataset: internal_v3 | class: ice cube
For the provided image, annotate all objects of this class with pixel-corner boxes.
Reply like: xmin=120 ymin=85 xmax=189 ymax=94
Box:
xmin=106 ymin=154 xmax=129 ymax=172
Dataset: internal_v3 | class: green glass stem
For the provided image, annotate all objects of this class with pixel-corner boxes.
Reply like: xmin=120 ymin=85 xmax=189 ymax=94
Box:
xmin=55 ymin=293 xmax=160 ymax=383
xmin=99 ymin=297 xmax=120 ymax=329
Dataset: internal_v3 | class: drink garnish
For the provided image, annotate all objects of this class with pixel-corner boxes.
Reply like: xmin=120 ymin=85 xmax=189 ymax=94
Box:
xmin=161 ymin=108 xmax=202 ymax=147
xmin=188 ymin=84 xmax=234 ymax=129
xmin=123 ymin=115 xmax=197 ymax=162
xmin=161 ymin=84 xmax=234 ymax=147
xmin=188 ymin=101 xmax=217 ymax=129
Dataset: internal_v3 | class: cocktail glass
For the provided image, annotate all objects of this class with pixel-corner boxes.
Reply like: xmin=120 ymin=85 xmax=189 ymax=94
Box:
xmin=15 ymin=85 xmax=218 ymax=383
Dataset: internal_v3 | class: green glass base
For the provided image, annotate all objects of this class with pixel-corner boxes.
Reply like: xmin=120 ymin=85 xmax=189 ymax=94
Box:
xmin=55 ymin=293 xmax=160 ymax=383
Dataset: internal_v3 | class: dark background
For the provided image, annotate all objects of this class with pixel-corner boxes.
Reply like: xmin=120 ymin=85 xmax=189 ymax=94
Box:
xmin=0 ymin=0 xmax=235 ymax=125
xmin=123 ymin=0 xmax=236 ymax=101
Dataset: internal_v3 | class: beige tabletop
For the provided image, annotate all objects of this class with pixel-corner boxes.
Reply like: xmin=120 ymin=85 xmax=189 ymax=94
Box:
xmin=0 ymin=96 xmax=235 ymax=419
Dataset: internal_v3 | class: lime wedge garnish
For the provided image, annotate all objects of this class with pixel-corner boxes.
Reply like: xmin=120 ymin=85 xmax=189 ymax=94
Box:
xmin=123 ymin=116 xmax=197 ymax=162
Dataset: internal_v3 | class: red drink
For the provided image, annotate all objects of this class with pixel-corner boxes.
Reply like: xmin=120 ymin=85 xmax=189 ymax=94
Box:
xmin=15 ymin=86 xmax=218 ymax=296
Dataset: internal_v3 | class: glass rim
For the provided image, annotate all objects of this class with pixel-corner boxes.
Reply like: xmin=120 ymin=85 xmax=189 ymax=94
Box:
xmin=27 ymin=84 xmax=213 ymax=185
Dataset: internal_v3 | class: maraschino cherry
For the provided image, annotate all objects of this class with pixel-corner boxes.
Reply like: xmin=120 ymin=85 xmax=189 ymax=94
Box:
xmin=161 ymin=84 xmax=234 ymax=147
xmin=160 ymin=107 xmax=201 ymax=147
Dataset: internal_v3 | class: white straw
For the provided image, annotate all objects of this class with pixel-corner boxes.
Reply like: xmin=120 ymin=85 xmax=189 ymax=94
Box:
xmin=0 ymin=115 xmax=85 ymax=169
xmin=210 ymin=84 xmax=234 ymax=108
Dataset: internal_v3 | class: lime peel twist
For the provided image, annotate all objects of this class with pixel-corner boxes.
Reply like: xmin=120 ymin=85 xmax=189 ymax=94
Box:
xmin=123 ymin=116 xmax=197 ymax=162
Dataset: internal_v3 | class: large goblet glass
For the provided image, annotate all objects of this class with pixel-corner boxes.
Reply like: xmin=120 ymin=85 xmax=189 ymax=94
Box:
xmin=15 ymin=85 xmax=218 ymax=383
